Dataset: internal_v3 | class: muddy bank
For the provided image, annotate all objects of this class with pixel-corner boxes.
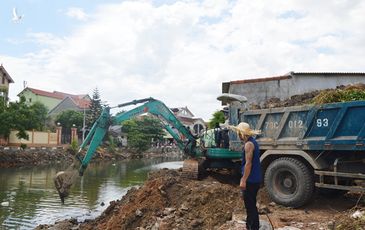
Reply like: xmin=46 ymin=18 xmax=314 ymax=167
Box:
xmin=36 ymin=168 xmax=365 ymax=230
xmin=0 ymin=146 xmax=183 ymax=168
xmin=0 ymin=147 xmax=74 ymax=168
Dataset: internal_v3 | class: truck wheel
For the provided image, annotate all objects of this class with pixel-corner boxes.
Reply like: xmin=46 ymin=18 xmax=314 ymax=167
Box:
xmin=264 ymin=157 xmax=314 ymax=208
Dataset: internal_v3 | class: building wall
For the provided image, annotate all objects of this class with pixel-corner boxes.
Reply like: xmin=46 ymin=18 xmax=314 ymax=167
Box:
xmin=48 ymin=97 xmax=80 ymax=116
xmin=0 ymin=72 xmax=10 ymax=100
xmin=19 ymin=89 xmax=62 ymax=111
xmin=228 ymin=74 xmax=365 ymax=107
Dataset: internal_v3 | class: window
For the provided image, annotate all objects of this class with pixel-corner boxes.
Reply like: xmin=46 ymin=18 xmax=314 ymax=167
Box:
xmin=1 ymin=76 xmax=5 ymax=84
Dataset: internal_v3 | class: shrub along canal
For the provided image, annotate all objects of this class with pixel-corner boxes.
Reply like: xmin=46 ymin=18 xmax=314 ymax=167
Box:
xmin=0 ymin=157 xmax=183 ymax=229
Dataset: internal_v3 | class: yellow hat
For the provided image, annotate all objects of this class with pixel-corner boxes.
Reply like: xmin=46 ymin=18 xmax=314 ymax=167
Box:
xmin=228 ymin=122 xmax=261 ymax=137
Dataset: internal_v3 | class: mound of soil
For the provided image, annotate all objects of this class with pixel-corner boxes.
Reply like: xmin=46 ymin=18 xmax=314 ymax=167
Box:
xmin=80 ymin=169 xmax=242 ymax=230
xmin=252 ymin=83 xmax=365 ymax=109
xmin=37 ymin=168 xmax=365 ymax=230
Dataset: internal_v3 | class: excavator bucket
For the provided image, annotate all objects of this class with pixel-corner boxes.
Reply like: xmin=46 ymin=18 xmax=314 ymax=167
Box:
xmin=54 ymin=170 xmax=78 ymax=204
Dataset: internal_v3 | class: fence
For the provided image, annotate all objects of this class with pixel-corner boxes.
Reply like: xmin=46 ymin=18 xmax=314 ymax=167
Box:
xmin=0 ymin=127 xmax=78 ymax=147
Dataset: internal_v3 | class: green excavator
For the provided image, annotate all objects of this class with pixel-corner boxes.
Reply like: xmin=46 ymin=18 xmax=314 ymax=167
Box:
xmin=54 ymin=97 xmax=243 ymax=202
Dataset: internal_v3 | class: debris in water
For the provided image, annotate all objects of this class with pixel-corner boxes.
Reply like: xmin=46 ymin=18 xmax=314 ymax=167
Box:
xmin=1 ymin=201 xmax=9 ymax=207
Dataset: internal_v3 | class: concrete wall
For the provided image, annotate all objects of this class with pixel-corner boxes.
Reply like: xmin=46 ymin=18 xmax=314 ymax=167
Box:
xmin=8 ymin=130 xmax=60 ymax=147
xmin=227 ymin=73 xmax=365 ymax=107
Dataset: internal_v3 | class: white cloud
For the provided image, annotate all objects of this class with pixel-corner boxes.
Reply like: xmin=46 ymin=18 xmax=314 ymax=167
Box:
xmin=66 ymin=7 xmax=89 ymax=21
xmin=2 ymin=0 xmax=365 ymax=120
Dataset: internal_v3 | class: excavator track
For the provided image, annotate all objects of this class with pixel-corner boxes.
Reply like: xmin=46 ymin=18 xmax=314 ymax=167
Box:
xmin=181 ymin=159 xmax=201 ymax=179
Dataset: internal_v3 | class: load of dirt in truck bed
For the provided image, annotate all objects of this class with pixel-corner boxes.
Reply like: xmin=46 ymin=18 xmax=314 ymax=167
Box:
xmin=37 ymin=168 xmax=365 ymax=230
xmin=253 ymin=83 xmax=365 ymax=109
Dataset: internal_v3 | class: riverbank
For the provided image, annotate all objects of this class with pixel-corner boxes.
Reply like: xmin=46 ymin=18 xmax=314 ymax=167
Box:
xmin=36 ymin=168 xmax=365 ymax=230
xmin=0 ymin=146 xmax=183 ymax=168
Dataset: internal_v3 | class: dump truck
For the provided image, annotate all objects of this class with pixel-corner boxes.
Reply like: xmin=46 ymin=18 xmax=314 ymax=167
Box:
xmin=224 ymin=94 xmax=365 ymax=207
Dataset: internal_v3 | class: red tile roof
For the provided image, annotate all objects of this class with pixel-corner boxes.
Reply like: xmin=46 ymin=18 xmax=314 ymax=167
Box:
xmin=70 ymin=97 xmax=90 ymax=109
xmin=25 ymin=87 xmax=65 ymax=99
xmin=22 ymin=87 xmax=88 ymax=101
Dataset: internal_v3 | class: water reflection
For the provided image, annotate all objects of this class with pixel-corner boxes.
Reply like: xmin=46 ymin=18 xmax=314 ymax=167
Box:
xmin=0 ymin=157 xmax=182 ymax=229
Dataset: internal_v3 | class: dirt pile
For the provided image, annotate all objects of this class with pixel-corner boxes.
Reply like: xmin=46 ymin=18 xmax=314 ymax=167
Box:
xmin=79 ymin=169 xmax=242 ymax=230
xmin=36 ymin=168 xmax=365 ymax=230
xmin=312 ymin=83 xmax=365 ymax=104
xmin=253 ymin=83 xmax=365 ymax=109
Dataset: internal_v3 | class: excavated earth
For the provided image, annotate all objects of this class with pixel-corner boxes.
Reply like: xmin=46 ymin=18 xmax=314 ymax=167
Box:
xmin=36 ymin=168 xmax=365 ymax=230
xmin=251 ymin=83 xmax=365 ymax=109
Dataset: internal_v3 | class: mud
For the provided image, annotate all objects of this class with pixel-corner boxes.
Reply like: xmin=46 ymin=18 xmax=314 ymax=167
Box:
xmin=36 ymin=169 xmax=365 ymax=230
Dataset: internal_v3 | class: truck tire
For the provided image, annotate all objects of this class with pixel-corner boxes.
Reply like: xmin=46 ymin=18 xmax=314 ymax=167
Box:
xmin=264 ymin=157 xmax=314 ymax=208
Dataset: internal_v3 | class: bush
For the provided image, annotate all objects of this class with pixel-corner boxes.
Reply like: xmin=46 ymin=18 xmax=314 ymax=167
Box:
xmin=312 ymin=84 xmax=365 ymax=104
xmin=20 ymin=143 xmax=27 ymax=150
xmin=68 ymin=139 xmax=79 ymax=155
xmin=107 ymin=136 xmax=116 ymax=153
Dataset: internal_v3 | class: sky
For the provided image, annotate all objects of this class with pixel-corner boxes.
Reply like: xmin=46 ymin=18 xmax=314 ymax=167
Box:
xmin=1 ymin=0 xmax=365 ymax=120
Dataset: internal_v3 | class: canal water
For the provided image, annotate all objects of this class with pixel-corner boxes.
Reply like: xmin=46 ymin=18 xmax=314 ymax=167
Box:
xmin=0 ymin=157 xmax=183 ymax=229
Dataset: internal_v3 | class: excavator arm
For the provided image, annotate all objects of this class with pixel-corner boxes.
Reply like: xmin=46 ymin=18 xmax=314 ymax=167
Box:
xmin=77 ymin=97 xmax=200 ymax=176
xmin=55 ymin=97 xmax=204 ymax=203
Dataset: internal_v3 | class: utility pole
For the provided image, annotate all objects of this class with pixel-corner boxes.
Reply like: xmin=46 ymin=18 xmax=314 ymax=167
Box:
xmin=82 ymin=107 xmax=86 ymax=142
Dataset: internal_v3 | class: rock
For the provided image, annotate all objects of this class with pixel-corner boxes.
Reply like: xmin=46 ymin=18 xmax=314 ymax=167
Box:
xmin=190 ymin=219 xmax=203 ymax=228
xmin=258 ymin=205 xmax=270 ymax=214
xmin=269 ymin=202 xmax=276 ymax=207
xmin=179 ymin=204 xmax=189 ymax=211
xmin=231 ymin=212 xmax=245 ymax=222
xmin=259 ymin=220 xmax=273 ymax=230
xmin=135 ymin=209 xmax=143 ymax=217
xmin=276 ymin=227 xmax=301 ymax=230
xmin=151 ymin=221 xmax=159 ymax=230
xmin=163 ymin=207 xmax=176 ymax=215
xmin=101 ymin=202 xmax=105 ymax=206
xmin=351 ymin=210 xmax=364 ymax=219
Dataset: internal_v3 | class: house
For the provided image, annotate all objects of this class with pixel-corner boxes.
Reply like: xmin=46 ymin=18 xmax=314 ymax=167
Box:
xmin=17 ymin=87 xmax=90 ymax=114
xmin=48 ymin=96 xmax=90 ymax=116
xmin=0 ymin=65 xmax=15 ymax=103
xmin=171 ymin=106 xmax=206 ymax=135
xmin=222 ymin=72 xmax=365 ymax=107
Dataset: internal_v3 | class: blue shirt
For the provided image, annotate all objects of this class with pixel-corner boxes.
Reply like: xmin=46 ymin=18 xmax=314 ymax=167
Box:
xmin=241 ymin=136 xmax=262 ymax=183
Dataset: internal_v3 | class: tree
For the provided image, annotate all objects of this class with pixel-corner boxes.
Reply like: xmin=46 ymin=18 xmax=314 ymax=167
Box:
xmin=0 ymin=96 xmax=49 ymax=140
xmin=29 ymin=102 xmax=49 ymax=131
xmin=87 ymin=88 xmax=103 ymax=128
xmin=0 ymin=97 xmax=12 ymax=138
xmin=55 ymin=110 xmax=83 ymax=130
xmin=121 ymin=116 xmax=165 ymax=153
xmin=208 ymin=111 xmax=226 ymax=129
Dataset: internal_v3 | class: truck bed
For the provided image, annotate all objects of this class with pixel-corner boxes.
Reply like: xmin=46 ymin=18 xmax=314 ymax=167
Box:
xmin=239 ymin=100 xmax=365 ymax=151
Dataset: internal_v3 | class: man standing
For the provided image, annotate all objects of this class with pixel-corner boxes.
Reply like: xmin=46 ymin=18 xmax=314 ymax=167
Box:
xmin=230 ymin=122 xmax=262 ymax=230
